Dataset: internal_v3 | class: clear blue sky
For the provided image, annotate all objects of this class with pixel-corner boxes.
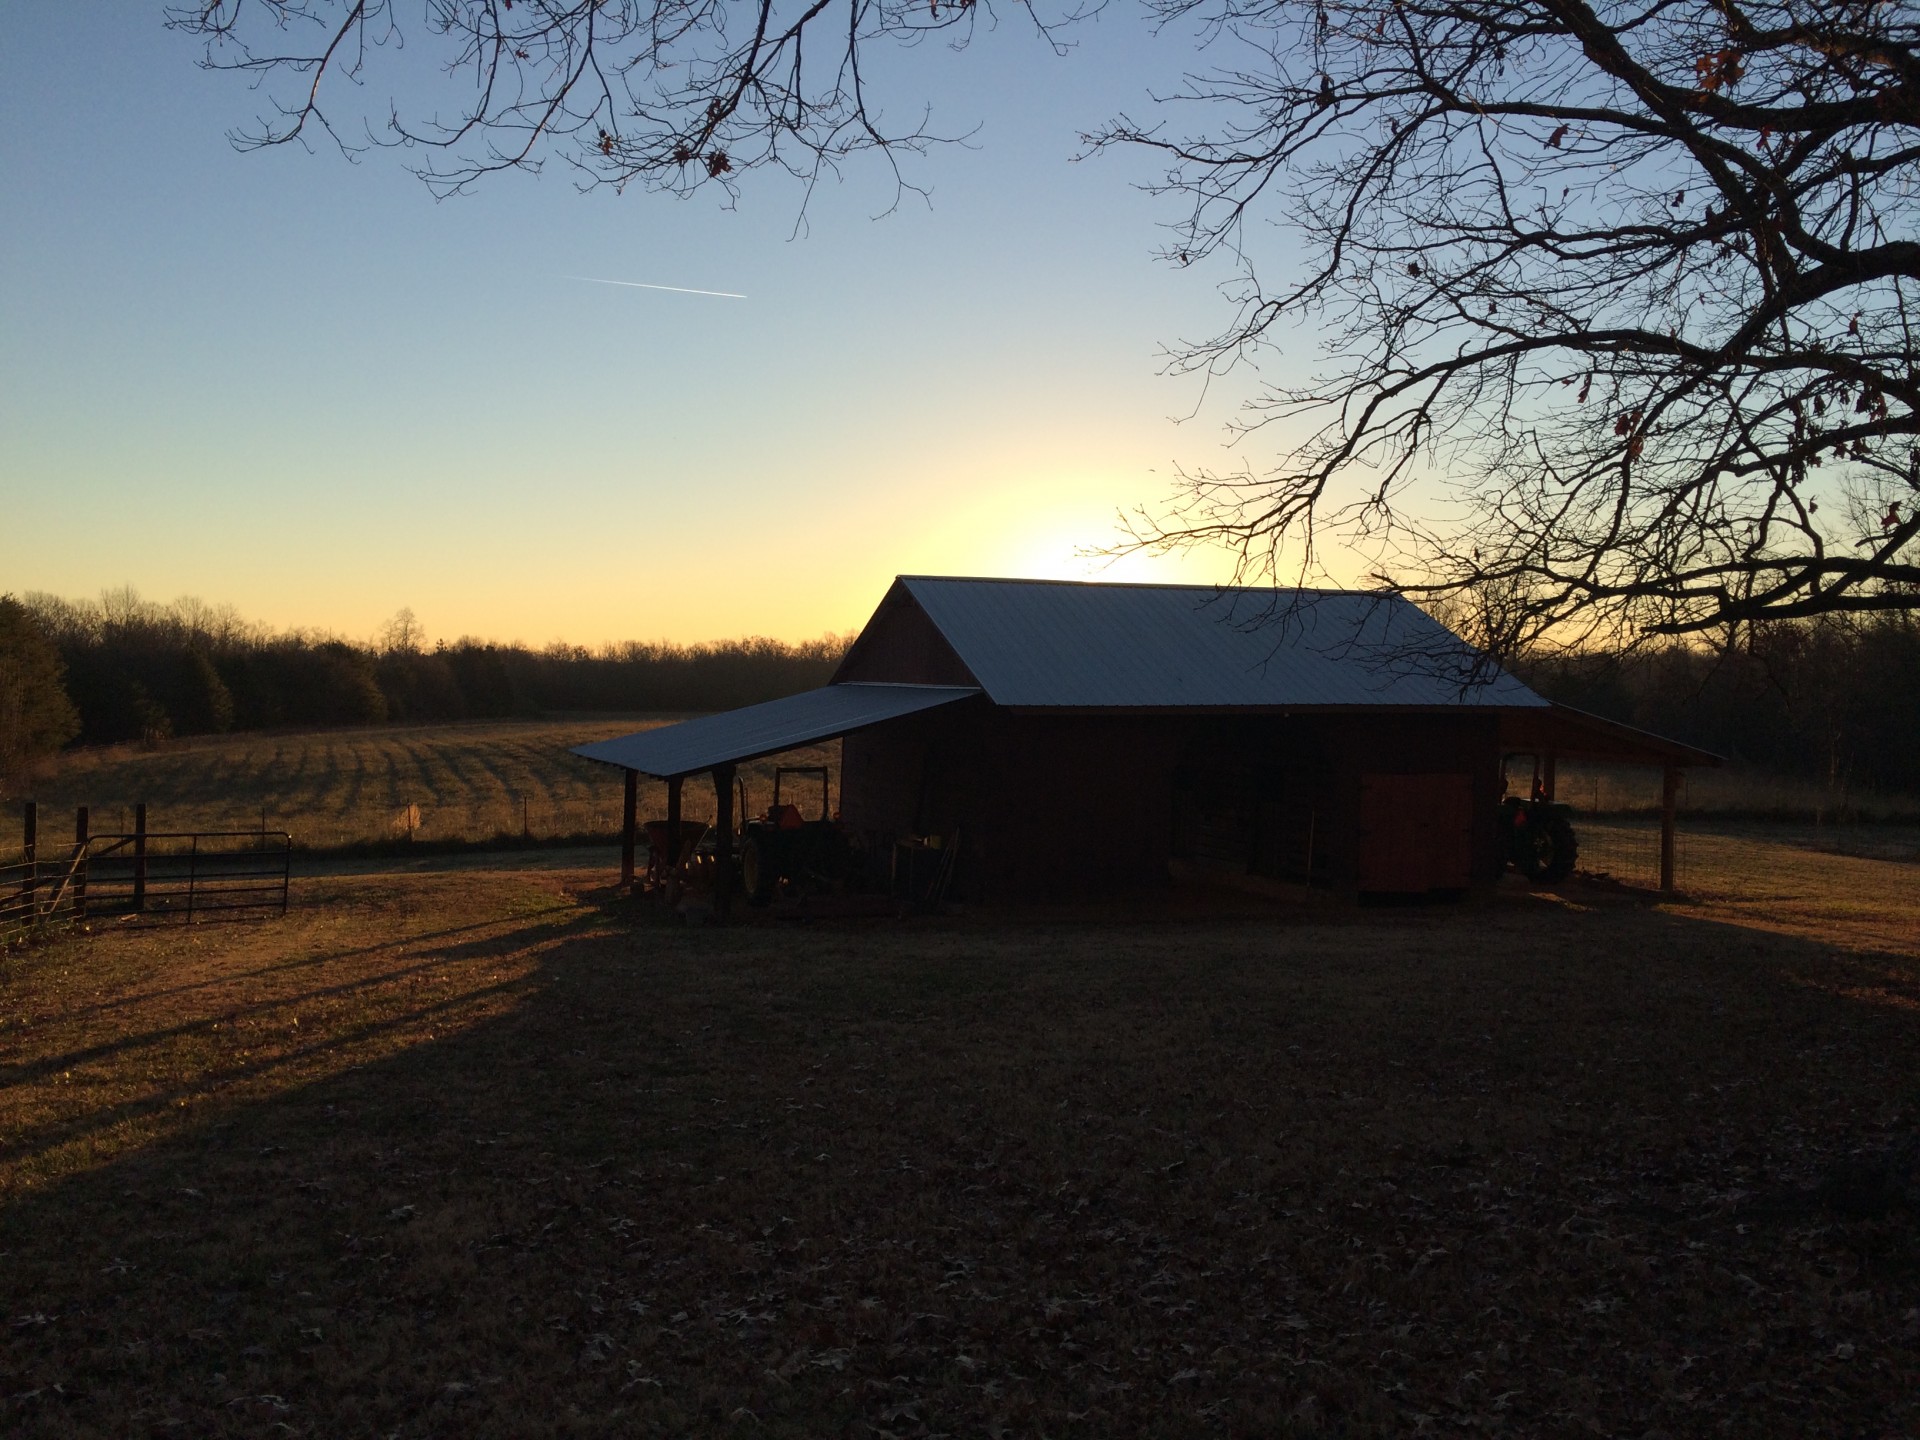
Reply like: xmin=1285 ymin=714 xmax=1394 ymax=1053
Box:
xmin=1 ymin=7 xmax=1318 ymax=645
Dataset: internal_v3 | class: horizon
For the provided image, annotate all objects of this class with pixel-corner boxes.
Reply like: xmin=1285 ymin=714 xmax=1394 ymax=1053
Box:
xmin=17 ymin=569 xmax=1405 ymax=657
xmin=13 ymin=583 xmax=852 ymax=656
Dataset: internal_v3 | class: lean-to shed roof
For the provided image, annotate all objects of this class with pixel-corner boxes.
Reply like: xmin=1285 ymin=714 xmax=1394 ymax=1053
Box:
xmin=838 ymin=576 xmax=1550 ymax=710
xmin=572 ymin=682 xmax=980 ymax=779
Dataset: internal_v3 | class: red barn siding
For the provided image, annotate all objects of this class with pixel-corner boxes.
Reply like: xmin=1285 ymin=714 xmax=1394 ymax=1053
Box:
xmin=834 ymin=587 xmax=978 ymax=688
xmin=843 ymin=708 xmax=1181 ymax=900
xmin=832 ymin=586 xmax=1511 ymax=901
xmin=845 ymin=707 xmax=1507 ymax=901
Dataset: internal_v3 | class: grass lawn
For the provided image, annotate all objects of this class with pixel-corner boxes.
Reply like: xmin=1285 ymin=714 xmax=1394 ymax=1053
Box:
xmin=2 ymin=845 xmax=1917 ymax=1437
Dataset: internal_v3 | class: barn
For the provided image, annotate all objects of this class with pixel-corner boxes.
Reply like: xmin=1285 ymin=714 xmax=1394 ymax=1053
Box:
xmin=575 ymin=576 xmax=1716 ymax=904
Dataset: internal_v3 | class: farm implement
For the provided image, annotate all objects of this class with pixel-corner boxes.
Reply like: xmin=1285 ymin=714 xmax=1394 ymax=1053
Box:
xmin=1500 ymin=752 xmax=1578 ymax=883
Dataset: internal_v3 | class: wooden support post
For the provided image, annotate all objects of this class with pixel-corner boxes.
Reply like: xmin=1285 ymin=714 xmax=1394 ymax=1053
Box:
xmin=713 ymin=763 xmax=736 ymax=919
xmin=620 ymin=770 xmax=638 ymax=888
xmin=133 ymin=803 xmax=148 ymax=912
xmin=22 ymin=801 xmax=37 ymax=918
xmin=1542 ymin=752 xmax=1558 ymax=802
xmin=1659 ymin=764 xmax=1679 ymax=894
xmin=665 ymin=776 xmax=683 ymax=903
xmin=73 ymin=805 xmax=89 ymax=920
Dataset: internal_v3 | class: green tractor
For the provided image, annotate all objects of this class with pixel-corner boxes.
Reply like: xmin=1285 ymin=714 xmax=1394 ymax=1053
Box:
xmin=1500 ymin=753 xmax=1579 ymax=884
xmin=738 ymin=766 xmax=853 ymax=906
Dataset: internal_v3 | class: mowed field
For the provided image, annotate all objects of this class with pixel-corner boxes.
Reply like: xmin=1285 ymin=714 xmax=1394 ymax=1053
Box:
xmin=1551 ymin=759 xmax=1920 ymax=825
xmin=2 ymin=843 xmax=1917 ymax=1437
xmin=9 ymin=721 xmax=839 ymax=852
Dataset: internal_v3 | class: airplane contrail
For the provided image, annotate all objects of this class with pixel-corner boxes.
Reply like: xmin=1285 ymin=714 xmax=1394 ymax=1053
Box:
xmin=569 ymin=275 xmax=747 ymax=299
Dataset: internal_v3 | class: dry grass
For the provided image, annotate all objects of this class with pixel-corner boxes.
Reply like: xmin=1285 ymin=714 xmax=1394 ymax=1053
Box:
xmin=2 ymin=848 xmax=1918 ymax=1437
xmin=1678 ymin=826 xmax=1920 ymax=955
xmin=10 ymin=721 xmax=837 ymax=853
xmin=1567 ymin=815 xmax=1920 ymax=927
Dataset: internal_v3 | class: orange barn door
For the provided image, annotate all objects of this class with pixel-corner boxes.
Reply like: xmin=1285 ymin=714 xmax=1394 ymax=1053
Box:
xmin=1358 ymin=773 xmax=1473 ymax=893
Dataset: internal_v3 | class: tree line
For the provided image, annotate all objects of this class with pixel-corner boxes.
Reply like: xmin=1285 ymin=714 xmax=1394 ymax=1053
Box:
xmin=1512 ymin=612 xmax=1920 ymax=799
xmin=2 ymin=590 xmax=847 ymax=759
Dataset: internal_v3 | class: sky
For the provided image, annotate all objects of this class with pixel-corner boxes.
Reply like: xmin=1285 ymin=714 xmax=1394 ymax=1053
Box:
xmin=1 ymin=7 xmax=1324 ymax=647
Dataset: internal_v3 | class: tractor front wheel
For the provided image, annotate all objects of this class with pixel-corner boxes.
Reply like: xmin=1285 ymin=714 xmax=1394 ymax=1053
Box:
xmin=740 ymin=835 xmax=777 ymax=906
xmin=1518 ymin=815 xmax=1578 ymax=884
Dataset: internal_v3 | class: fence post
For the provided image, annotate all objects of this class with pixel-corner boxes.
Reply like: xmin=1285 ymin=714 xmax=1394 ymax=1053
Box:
xmin=133 ymin=803 xmax=148 ymax=912
xmin=186 ymin=833 xmax=198 ymax=923
xmin=73 ymin=806 xmax=89 ymax=921
xmin=280 ymin=832 xmax=291 ymax=916
xmin=1659 ymin=764 xmax=1679 ymax=894
xmin=621 ymin=771 xmax=638 ymax=887
xmin=22 ymin=802 xmax=36 ymax=919
xmin=665 ymin=777 xmax=683 ymax=903
xmin=712 ymin=763 xmax=735 ymax=919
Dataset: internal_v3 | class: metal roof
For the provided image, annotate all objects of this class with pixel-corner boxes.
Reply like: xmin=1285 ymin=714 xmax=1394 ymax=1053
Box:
xmin=893 ymin=577 xmax=1549 ymax=710
xmin=571 ymin=682 xmax=981 ymax=778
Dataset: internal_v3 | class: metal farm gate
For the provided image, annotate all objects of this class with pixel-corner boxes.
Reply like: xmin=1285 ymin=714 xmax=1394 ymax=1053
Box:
xmin=2 ymin=804 xmax=290 ymax=944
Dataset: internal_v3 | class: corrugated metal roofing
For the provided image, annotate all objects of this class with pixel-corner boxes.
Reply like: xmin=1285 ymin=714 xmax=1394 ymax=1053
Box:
xmin=896 ymin=577 xmax=1548 ymax=709
xmin=571 ymin=683 xmax=980 ymax=778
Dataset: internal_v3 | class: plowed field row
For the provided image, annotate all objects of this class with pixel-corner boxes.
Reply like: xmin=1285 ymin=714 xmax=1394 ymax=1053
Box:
xmin=10 ymin=720 xmax=835 ymax=850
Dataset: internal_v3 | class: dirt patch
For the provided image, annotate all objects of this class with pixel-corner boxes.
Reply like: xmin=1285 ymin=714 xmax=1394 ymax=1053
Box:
xmin=2 ymin=871 xmax=1917 ymax=1436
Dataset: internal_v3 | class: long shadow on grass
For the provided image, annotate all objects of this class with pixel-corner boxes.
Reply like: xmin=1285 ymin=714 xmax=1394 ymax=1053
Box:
xmin=0 ymin=913 xmax=600 ymax=1182
xmin=2 ymin=900 xmax=1917 ymax=1439
xmin=42 ymin=915 xmax=533 ymax=1026
xmin=1 ymin=914 xmax=594 ymax=1093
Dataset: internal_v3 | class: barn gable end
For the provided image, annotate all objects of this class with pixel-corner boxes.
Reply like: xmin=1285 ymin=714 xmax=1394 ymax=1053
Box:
xmin=832 ymin=580 xmax=980 ymax=689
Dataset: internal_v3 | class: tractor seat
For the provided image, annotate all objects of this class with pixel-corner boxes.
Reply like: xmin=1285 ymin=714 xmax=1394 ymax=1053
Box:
xmin=772 ymin=803 xmax=805 ymax=830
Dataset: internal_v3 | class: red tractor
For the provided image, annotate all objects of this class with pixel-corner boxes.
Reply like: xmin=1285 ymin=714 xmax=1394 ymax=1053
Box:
xmin=1500 ymin=754 xmax=1579 ymax=883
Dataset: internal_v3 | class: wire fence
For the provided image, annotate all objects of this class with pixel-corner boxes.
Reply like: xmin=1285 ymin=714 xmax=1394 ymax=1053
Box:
xmin=1523 ymin=764 xmax=1678 ymax=892
xmin=283 ymin=799 xmax=627 ymax=851
xmin=1572 ymin=817 xmax=1686 ymax=892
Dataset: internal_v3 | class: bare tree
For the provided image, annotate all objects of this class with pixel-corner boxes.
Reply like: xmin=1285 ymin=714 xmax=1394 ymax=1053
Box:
xmin=170 ymin=2 xmax=1920 ymax=649
xmin=379 ymin=607 xmax=424 ymax=655
xmin=1099 ymin=0 xmax=1920 ymax=649
xmin=167 ymin=0 xmax=1088 ymax=207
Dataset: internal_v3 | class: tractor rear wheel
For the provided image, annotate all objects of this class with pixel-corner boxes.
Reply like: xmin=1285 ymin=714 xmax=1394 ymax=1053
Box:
xmin=1519 ymin=815 xmax=1578 ymax=883
xmin=740 ymin=835 xmax=776 ymax=906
